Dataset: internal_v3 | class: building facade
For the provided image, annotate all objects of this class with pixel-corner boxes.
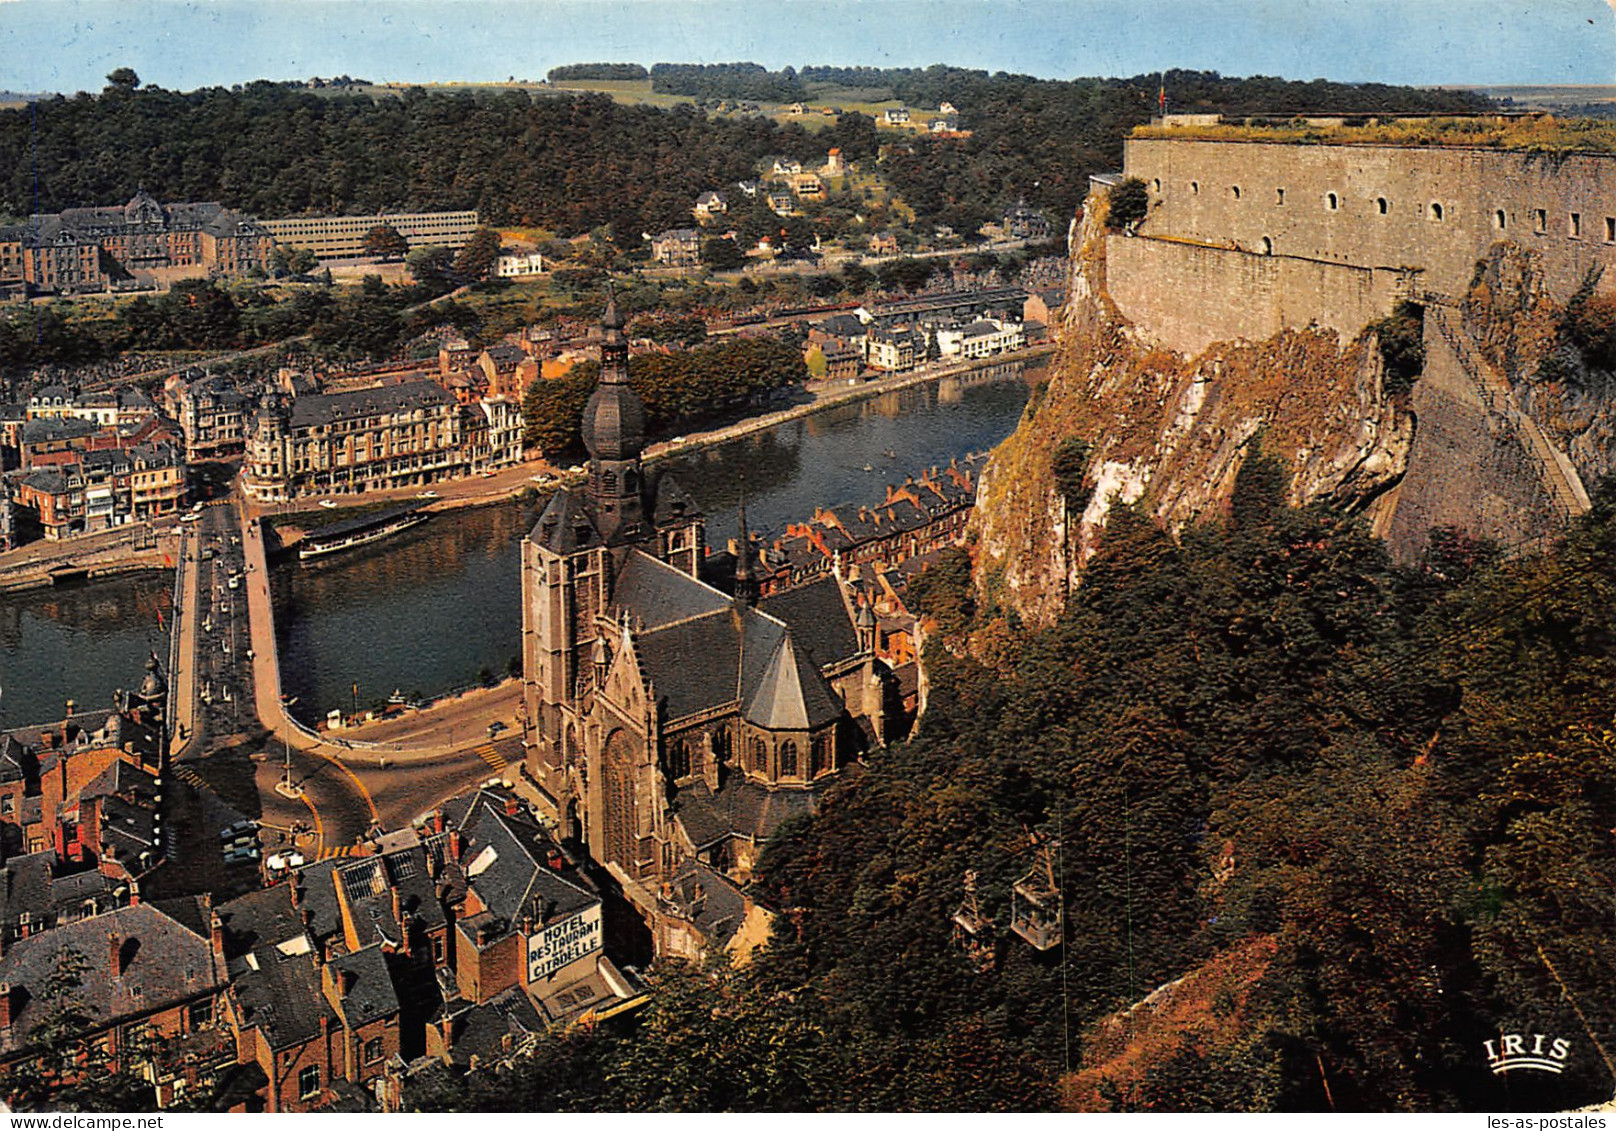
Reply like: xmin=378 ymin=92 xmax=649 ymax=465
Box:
xmin=0 ymin=191 xmax=273 ymax=295
xmin=258 ymin=212 xmax=480 ymax=260
xmin=242 ymin=382 xmax=468 ymax=502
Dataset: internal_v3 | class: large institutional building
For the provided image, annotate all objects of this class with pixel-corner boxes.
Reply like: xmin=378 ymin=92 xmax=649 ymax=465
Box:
xmin=520 ymin=297 xmax=889 ymax=956
xmin=0 ymin=191 xmax=274 ymax=295
xmin=259 ymin=211 xmax=480 ymax=259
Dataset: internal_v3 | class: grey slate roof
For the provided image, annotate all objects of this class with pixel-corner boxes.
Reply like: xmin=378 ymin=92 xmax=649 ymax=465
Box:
xmin=609 ymin=551 xmax=730 ymax=631
xmin=231 ymin=948 xmax=332 ymax=1052
xmin=329 ymin=944 xmax=399 ymax=1028
xmin=672 ymin=775 xmax=826 ymax=848
xmin=288 ymin=381 xmax=453 ymax=429
xmin=743 ymin=633 xmax=843 ymax=730
xmin=759 ymin=575 xmax=861 ymax=670
xmin=528 ymin=487 xmax=601 ymax=555
xmin=0 ymin=902 xmax=225 ymax=1056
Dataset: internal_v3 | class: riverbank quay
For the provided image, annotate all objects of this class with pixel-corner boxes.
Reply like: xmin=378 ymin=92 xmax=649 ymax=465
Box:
xmin=0 ymin=525 xmax=180 ymax=592
xmin=246 ymin=341 xmax=1057 ymax=532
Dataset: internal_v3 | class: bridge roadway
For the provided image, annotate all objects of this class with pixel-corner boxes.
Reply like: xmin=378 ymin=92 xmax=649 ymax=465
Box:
xmin=161 ymin=498 xmax=521 ymax=866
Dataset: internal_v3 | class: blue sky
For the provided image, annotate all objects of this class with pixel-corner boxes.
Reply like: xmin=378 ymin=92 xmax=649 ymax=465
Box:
xmin=2 ymin=0 xmax=1613 ymax=93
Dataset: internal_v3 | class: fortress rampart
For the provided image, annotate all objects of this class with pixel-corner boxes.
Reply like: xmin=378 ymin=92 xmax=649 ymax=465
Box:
xmin=1110 ymin=136 xmax=1616 ymax=352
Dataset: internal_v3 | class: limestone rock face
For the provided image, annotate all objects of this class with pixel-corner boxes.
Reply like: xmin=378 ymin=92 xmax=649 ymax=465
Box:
xmin=973 ymin=198 xmax=1414 ymax=625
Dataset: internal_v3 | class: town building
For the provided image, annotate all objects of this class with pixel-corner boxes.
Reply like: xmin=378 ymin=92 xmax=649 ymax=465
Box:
xmin=0 ymin=191 xmax=274 ymax=295
xmin=693 ymin=191 xmax=728 ymax=221
xmin=766 ymin=192 xmax=794 ymax=217
xmin=11 ymin=442 xmax=186 ymax=539
xmin=171 ymin=373 xmax=254 ymax=463
xmin=650 ymin=229 xmax=701 ymax=267
xmin=820 ymin=148 xmax=846 ymax=177
xmin=789 ymin=173 xmax=825 ymax=200
xmin=770 ymin=158 xmax=803 ymax=178
xmin=1003 ymin=198 xmax=1052 ymax=241
xmin=865 ymin=324 xmax=927 ymax=372
xmin=242 ymin=382 xmax=467 ymax=502
xmin=258 ymin=212 xmax=480 ymax=260
xmin=520 ymin=297 xmax=890 ymax=956
xmin=883 ymin=107 xmax=910 ymax=126
xmin=495 ymin=251 xmax=544 ymax=278
xmin=934 ymin=317 xmax=1026 ymax=360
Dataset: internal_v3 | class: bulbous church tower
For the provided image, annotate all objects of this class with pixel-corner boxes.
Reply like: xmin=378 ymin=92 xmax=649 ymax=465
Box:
xmin=579 ymin=292 xmax=649 ymax=544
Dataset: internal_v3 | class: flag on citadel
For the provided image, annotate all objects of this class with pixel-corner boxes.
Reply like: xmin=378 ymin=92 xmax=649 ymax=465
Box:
xmin=1158 ymin=80 xmax=1166 ymax=113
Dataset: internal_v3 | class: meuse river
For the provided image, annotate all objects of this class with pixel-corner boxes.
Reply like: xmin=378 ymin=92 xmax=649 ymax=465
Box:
xmin=2 ymin=360 xmax=1044 ymax=726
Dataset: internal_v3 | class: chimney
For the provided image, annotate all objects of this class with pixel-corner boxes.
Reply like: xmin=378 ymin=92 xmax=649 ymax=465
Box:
xmin=390 ymin=886 xmax=403 ymax=927
xmin=426 ymin=851 xmax=440 ymax=879
xmin=109 ymin=932 xmax=124 ymax=978
xmin=291 ymin=876 xmax=305 ymax=907
xmin=0 ymin=983 xmax=11 ymax=1029
xmin=128 ymin=880 xmax=141 ymax=907
xmin=301 ymin=906 xmax=314 ymax=928
xmin=504 ymin=794 xmax=519 ymax=818
xmin=210 ymin=912 xmax=226 ymax=961
xmin=521 ymin=914 xmax=533 ymax=936
xmin=449 ymin=829 xmax=463 ymax=862
xmin=432 ymin=809 xmax=446 ymax=834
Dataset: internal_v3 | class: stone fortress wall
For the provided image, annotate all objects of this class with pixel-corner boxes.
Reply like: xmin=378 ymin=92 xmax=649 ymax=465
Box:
xmin=1109 ymin=135 xmax=1616 ymax=353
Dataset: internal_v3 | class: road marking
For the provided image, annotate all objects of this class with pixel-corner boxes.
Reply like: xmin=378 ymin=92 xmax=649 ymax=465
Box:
xmin=475 ymin=743 xmax=509 ymax=770
xmin=172 ymin=764 xmax=208 ymax=790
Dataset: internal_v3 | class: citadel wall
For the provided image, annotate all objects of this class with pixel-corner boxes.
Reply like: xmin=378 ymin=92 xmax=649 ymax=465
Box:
xmin=1123 ymin=137 xmax=1616 ymax=304
xmin=1106 ymin=236 xmax=1416 ymax=355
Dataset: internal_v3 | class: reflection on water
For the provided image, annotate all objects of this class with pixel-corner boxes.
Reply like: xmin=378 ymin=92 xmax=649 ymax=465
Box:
xmin=273 ymin=501 xmax=540 ymax=726
xmin=0 ymin=574 xmax=173 ymax=727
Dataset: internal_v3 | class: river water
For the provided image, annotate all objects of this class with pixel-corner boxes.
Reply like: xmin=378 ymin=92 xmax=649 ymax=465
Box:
xmin=3 ymin=360 xmax=1045 ymax=726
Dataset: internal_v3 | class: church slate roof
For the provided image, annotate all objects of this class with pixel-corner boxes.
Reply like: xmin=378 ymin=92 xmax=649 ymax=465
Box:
xmin=759 ymin=576 xmax=861 ymax=669
xmin=609 ymin=550 xmax=730 ymax=631
xmin=743 ymin=633 xmax=843 ymax=731
xmin=529 ymin=487 xmax=602 ymax=555
xmin=651 ymin=472 xmax=703 ymax=526
xmin=671 ymin=775 xmax=826 ymax=848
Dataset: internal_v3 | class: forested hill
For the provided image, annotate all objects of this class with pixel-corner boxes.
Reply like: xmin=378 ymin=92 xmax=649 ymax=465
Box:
xmin=0 ymin=69 xmax=1489 ymax=240
xmin=410 ymin=457 xmax=1616 ymax=1113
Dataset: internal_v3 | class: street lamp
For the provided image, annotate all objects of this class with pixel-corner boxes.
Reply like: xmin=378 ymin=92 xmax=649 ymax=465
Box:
xmin=280 ymin=695 xmax=299 ymax=792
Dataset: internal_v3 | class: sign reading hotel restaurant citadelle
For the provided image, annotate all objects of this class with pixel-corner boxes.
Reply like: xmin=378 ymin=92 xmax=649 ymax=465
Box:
xmin=528 ymin=905 xmax=603 ymax=982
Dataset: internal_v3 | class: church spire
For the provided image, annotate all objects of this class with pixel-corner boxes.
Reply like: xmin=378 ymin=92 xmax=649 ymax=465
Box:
xmin=733 ymin=491 xmax=758 ymax=607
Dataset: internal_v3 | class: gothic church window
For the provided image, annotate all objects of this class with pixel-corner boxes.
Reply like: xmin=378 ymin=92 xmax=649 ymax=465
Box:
xmin=780 ymin=741 xmax=799 ymax=776
xmin=750 ymin=736 xmax=767 ymax=773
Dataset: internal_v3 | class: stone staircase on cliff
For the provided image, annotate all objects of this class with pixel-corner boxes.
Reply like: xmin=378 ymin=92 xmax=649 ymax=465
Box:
xmin=1423 ymin=299 xmax=1591 ymax=521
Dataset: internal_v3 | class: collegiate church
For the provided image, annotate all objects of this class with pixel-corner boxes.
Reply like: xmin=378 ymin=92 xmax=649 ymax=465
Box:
xmin=520 ymin=296 xmax=888 ymax=951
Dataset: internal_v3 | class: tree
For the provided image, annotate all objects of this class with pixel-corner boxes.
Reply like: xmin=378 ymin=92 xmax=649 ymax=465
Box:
xmin=104 ymin=68 xmax=140 ymax=92
xmin=1107 ymin=177 xmax=1149 ymax=230
xmin=363 ymin=223 xmax=410 ymax=261
xmin=452 ymin=228 xmax=502 ymax=281
xmin=701 ymin=237 xmax=746 ymax=271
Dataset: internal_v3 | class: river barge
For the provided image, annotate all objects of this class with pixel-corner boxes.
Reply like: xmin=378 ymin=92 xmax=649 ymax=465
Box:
xmin=297 ymin=503 xmax=431 ymax=561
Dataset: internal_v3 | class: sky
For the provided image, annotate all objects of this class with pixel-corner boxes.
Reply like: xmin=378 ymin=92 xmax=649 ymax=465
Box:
xmin=0 ymin=0 xmax=1613 ymax=94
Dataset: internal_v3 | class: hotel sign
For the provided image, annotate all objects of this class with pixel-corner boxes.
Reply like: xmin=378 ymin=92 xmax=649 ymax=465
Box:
xmin=527 ymin=904 xmax=602 ymax=982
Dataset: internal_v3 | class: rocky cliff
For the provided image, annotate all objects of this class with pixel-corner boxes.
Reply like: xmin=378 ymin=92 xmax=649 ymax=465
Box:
xmin=974 ymin=195 xmax=1413 ymax=624
xmin=973 ymin=192 xmax=1614 ymax=624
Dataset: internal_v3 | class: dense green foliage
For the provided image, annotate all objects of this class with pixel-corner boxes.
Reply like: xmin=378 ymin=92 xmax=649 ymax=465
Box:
xmin=0 ymin=70 xmax=1486 ymax=244
xmin=547 ymin=63 xmax=649 ymax=82
xmin=1106 ymin=177 xmax=1149 ymax=230
xmin=1372 ymin=301 xmax=1427 ymax=394
xmin=521 ymin=335 xmax=805 ymax=455
xmin=424 ymin=452 xmax=1616 ymax=1112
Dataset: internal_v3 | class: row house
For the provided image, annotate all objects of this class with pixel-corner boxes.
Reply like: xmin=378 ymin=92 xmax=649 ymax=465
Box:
xmin=755 ymin=455 xmax=987 ymax=594
xmin=0 ymin=902 xmax=231 ymax=1097
xmin=211 ymin=786 xmax=632 ymax=1111
xmin=10 ymin=443 xmax=186 ymax=538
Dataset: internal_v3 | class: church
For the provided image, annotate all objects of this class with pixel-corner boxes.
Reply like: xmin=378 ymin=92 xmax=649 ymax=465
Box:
xmin=519 ymin=295 xmax=889 ymax=953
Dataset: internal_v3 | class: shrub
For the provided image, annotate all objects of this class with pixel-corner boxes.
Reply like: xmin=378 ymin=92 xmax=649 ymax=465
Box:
xmin=1107 ymin=177 xmax=1149 ymax=231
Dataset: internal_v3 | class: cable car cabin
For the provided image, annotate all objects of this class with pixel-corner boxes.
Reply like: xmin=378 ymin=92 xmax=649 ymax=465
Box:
xmin=951 ymin=869 xmax=995 ymax=971
xmin=1010 ymin=845 xmax=1062 ymax=951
